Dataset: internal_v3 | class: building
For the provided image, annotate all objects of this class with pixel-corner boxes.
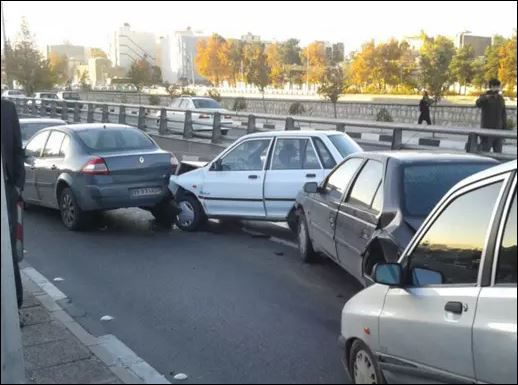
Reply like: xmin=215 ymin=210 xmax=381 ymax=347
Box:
xmin=47 ymin=44 xmax=89 ymax=63
xmin=458 ymin=33 xmax=492 ymax=57
xmin=88 ymin=57 xmax=112 ymax=86
xmin=158 ymin=36 xmax=175 ymax=83
xmin=241 ymin=32 xmax=261 ymax=42
xmin=170 ymin=28 xmax=208 ymax=84
xmin=109 ymin=23 xmax=157 ymax=70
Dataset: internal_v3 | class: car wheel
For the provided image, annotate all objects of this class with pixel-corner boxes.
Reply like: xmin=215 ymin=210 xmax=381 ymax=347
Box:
xmin=349 ymin=340 xmax=385 ymax=384
xmin=151 ymin=200 xmax=177 ymax=228
xmin=175 ymin=195 xmax=206 ymax=232
xmin=59 ymin=187 xmax=87 ymax=231
xmin=297 ymin=210 xmax=317 ymax=263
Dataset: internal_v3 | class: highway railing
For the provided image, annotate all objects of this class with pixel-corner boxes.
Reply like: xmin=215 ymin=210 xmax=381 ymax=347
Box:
xmin=6 ymin=96 xmax=517 ymax=161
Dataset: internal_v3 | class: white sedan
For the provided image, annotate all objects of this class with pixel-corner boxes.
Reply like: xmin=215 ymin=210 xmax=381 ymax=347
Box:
xmin=169 ymin=130 xmax=363 ymax=231
xmin=155 ymin=96 xmax=233 ymax=134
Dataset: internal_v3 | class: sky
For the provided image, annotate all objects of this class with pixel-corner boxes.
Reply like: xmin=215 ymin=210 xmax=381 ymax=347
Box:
xmin=2 ymin=1 xmax=517 ymax=53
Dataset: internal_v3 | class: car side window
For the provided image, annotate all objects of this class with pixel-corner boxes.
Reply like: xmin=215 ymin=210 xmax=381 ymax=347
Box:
xmin=271 ymin=138 xmax=320 ymax=170
xmin=496 ymin=192 xmax=517 ymax=285
xmin=346 ymin=160 xmax=384 ymax=211
xmin=371 ymin=183 xmax=383 ymax=213
xmin=25 ymin=131 xmax=50 ymax=158
xmin=325 ymin=158 xmax=363 ymax=199
xmin=408 ymin=181 xmax=504 ymax=286
xmin=59 ymin=135 xmax=71 ymax=158
xmin=313 ymin=137 xmax=336 ymax=169
xmin=43 ymin=131 xmax=66 ymax=158
xmin=219 ymin=139 xmax=271 ymax=171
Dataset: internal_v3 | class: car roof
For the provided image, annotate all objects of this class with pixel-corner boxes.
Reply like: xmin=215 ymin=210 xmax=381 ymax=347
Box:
xmin=243 ymin=130 xmax=345 ymax=139
xmin=350 ymin=151 xmax=497 ymax=164
xmin=452 ymin=160 xmax=517 ymax=188
xmin=48 ymin=123 xmax=137 ymax=133
xmin=19 ymin=118 xmax=67 ymax=124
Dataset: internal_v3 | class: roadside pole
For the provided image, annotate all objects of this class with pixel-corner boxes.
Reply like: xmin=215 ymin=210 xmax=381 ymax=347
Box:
xmin=0 ymin=157 xmax=26 ymax=384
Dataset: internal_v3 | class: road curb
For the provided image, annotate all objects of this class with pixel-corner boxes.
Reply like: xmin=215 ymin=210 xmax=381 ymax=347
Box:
xmin=21 ymin=265 xmax=171 ymax=384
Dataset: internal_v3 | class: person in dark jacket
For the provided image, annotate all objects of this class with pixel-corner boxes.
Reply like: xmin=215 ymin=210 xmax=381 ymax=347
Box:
xmin=476 ymin=79 xmax=507 ymax=153
xmin=418 ymin=90 xmax=432 ymax=125
xmin=1 ymin=99 xmax=26 ymax=308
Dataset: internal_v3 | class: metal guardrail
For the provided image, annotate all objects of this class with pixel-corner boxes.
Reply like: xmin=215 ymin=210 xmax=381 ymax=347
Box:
xmin=6 ymin=96 xmax=517 ymax=161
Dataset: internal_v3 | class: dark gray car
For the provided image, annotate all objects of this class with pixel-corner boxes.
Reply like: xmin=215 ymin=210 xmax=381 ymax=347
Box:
xmin=20 ymin=118 xmax=67 ymax=147
xmin=295 ymin=152 xmax=498 ymax=285
xmin=23 ymin=123 xmax=176 ymax=230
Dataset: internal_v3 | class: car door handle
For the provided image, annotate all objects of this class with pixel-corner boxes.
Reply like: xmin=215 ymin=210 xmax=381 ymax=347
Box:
xmin=248 ymin=175 xmax=258 ymax=179
xmin=306 ymin=173 xmax=316 ymax=178
xmin=445 ymin=301 xmax=464 ymax=315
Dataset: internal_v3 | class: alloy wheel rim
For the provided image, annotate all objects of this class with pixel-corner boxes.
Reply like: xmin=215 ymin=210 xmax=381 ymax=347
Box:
xmin=354 ymin=350 xmax=378 ymax=384
xmin=62 ymin=193 xmax=75 ymax=226
xmin=299 ymin=220 xmax=306 ymax=255
xmin=178 ymin=201 xmax=195 ymax=227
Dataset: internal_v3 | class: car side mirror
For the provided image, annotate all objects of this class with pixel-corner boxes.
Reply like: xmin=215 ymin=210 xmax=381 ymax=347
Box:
xmin=411 ymin=267 xmax=444 ymax=286
xmin=373 ymin=263 xmax=403 ymax=287
xmin=304 ymin=182 xmax=319 ymax=194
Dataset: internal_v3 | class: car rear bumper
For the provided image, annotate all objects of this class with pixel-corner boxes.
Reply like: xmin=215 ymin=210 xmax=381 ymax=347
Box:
xmin=78 ymin=183 xmax=170 ymax=211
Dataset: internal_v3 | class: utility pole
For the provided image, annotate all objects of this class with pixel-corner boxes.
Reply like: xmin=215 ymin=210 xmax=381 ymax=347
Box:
xmin=1 ymin=1 xmax=13 ymax=88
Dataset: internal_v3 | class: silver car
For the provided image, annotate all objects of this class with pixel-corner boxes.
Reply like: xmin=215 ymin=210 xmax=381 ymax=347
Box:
xmin=340 ymin=160 xmax=517 ymax=384
xmin=23 ymin=123 xmax=177 ymax=230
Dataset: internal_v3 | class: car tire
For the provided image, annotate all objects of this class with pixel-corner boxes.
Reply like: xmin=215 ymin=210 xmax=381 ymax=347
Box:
xmin=297 ymin=210 xmax=317 ymax=263
xmin=175 ymin=194 xmax=206 ymax=232
xmin=349 ymin=340 xmax=385 ymax=384
xmin=151 ymin=199 xmax=177 ymax=228
xmin=59 ymin=187 xmax=87 ymax=231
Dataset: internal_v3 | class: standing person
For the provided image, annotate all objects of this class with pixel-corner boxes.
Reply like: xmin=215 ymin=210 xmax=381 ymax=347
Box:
xmin=418 ymin=90 xmax=432 ymax=125
xmin=1 ymin=99 xmax=26 ymax=309
xmin=476 ymin=79 xmax=507 ymax=153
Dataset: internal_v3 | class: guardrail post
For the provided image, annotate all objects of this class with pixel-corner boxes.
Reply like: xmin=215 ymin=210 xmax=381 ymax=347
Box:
xmin=50 ymin=101 xmax=57 ymax=118
xmin=73 ymin=103 xmax=81 ymax=122
xmin=22 ymin=99 xmax=29 ymax=115
xmin=101 ymin=104 xmax=109 ymax=123
xmin=159 ymin=108 xmax=167 ymax=135
xmin=247 ymin=115 xmax=256 ymax=134
xmin=212 ymin=112 xmax=222 ymax=143
xmin=137 ymin=106 xmax=146 ymax=130
xmin=40 ymin=100 xmax=46 ymax=117
xmin=87 ymin=103 xmax=94 ymax=123
xmin=391 ymin=128 xmax=403 ymax=150
xmin=183 ymin=110 xmax=193 ymax=138
xmin=118 ymin=105 xmax=126 ymax=124
xmin=61 ymin=101 xmax=68 ymax=121
xmin=285 ymin=117 xmax=297 ymax=131
xmin=336 ymin=123 xmax=345 ymax=132
xmin=466 ymin=133 xmax=479 ymax=154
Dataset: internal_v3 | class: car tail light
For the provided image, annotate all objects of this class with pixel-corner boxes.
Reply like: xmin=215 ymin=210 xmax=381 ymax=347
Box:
xmin=170 ymin=152 xmax=179 ymax=174
xmin=81 ymin=157 xmax=109 ymax=175
xmin=198 ymin=114 xmax=210 ymax=119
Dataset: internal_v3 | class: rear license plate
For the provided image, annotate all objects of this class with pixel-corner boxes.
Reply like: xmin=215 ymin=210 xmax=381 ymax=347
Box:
xmin=130 ymin=187 xmax=162 ymax=198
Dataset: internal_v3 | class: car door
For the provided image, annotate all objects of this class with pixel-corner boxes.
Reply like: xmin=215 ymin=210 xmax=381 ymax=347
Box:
xmin=37 ymin=131 xmax=68 ymax=207
xmin=378 ymin=175 xmax=508 ymax=384
xmin=335 ymin=160 xmax=384 ymax=280
xmin=170 ymin=98 xmax=185 ymax=130
xmin=307 ymin=158 xmax=364 ymax=260
xmin=23 ymin=131 xmax=50 ymax=203
xmin=473 ymin=177 xmax=516 ymax=385
xmin=263 ymin=137 xmax=326 ymax=220
xmin=202 ymin=138 xmax=273 ymax=218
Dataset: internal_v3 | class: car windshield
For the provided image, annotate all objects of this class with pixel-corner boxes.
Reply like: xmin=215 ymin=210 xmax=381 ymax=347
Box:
xmin=193 ymin=99 xmax=221 ymax=109
xmin=328 ymin=134 xmax=362 ymax=158
xmin=403 ymin=162 xmax=496 ymax=217
xmin=21 ymin=122 xmax=60 ymax=141
xmin=77 ymin=128 xmax=156 ymax=152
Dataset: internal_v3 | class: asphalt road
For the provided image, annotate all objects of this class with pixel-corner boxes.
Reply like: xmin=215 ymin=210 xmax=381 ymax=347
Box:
xmin=23 ymin=207 xmax=362 ymax=384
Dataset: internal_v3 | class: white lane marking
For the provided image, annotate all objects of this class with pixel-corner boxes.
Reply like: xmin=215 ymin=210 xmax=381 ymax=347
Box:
xmin=22 ymin=267 xmax=67 ymax=301
xmin=100 ymin=315 xmax=115 ymax=322
xmin=270 ymin=236 xmax=298 ymax=250
xmin=53 ymin=277 xmax=65 ymax=282
xmin=173 ymin=373 xmax=188 ymax=381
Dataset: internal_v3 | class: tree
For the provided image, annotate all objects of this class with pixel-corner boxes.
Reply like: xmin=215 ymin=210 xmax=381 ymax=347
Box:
xmin=266 ymin=43 xmax=284 ymax=87
xmin=90 ymin=48 xmax=108 ymax=59
xmin=484 ymin=35 xmax=505 ymax=82
xmin=472 ymin=56 xmax=487 ymax=90
xmin=221 ymin=39 xmax=243 ymax=86
xmin=280 ymin=39 xmax=302 ymax=66
xmin=127 ymin=57 xmax=153 ymax=91
xmin=419 ymin=35 xmax=456 ymax=108
xmin=301 ymin=41 xmax=327 ymax=84
xmin=317 ymin=66 xmax=345 ymax=118
xmin=151 ymin=65 xmax=162 ymax=84
xmin=449 ymin=45 xmax=475 ymax=94
xmin=6 ymin=19 xmax=56 ymax=95
xmin=194 ymin=34 xmax=226 ymax=85
xmin=48 ymin=52 xmax=69 ymax=86
xmin=349 ymin=41 xmax=377 ymax=91
xmin=243 ymin=42 xmax=270 ymax=111
xmin=498 ymin=35 xmax=517 ymax=94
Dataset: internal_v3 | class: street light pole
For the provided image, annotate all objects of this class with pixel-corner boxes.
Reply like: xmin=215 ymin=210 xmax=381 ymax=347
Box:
xmin=1 ymin=1 xmax=13 ymax=88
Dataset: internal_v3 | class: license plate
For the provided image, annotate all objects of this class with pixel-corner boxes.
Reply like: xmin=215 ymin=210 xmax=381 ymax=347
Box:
xmin=130 ymin=187 xmax=162 ymax=198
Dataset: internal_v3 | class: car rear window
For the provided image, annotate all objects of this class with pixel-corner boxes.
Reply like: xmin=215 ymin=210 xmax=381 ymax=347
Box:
xmin=76 ymin=128 xmax=156 ymax=152
xmin=328 ymin=134 xmax=362 ymax=158
xmin=193 ymin=99 xmax=221 ymax=109
xmin=403 ymin=162 xmax=496 ymax=217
